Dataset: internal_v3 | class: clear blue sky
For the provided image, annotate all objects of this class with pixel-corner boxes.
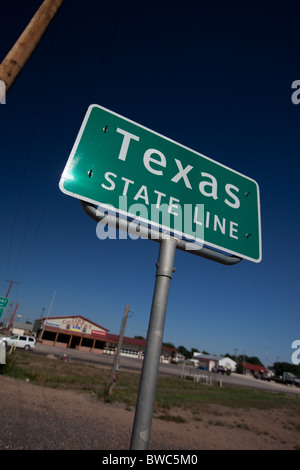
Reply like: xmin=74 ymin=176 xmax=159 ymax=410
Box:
xmin=1 ymin=0 xmax=299 ymax=365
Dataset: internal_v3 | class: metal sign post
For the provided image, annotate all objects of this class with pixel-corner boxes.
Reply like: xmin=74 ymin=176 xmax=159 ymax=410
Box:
xmin=59 ymin=104 xmax=261 ymax=451
xmin=80 ymin=201 xmax=242 ymax=450
xmin=130 ymin=237 xmax=177 ymax=450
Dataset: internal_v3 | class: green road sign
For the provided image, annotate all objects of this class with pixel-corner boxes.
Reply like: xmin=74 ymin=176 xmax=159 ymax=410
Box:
xmin=0 ymin=297 xmax=9 ymax=309
xmin=59 ymin=105 xmax=261 ymax=262
xmin=0 ymin=297 xmax=9 ymax=319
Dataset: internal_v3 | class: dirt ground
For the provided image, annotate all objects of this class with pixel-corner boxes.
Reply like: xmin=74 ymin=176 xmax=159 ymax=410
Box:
xmin=0 ymin=375 xmax=299 ymax=450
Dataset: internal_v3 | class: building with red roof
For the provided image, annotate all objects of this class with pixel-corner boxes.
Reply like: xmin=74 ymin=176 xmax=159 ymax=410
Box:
xmin=33 ymin=315 xmax=175 ymax=361
xmin=242 ymin=362 xmax=272 ymax=379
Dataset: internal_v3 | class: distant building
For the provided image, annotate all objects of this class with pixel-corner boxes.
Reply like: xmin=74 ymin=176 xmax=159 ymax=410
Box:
xmin=193 ymin=352 xmax=237 ymax=372
xmin=242 ymin=362 xmax=273 ymax=379
xmin=33 ymin=315 xmax=175 ymax=361
xmin=11 ymin=321 xmax=34 ymax=336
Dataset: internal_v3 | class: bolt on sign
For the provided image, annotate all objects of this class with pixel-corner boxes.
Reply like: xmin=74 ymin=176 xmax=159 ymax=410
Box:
xmin=59 ymin=105 xmax=262 ymax=262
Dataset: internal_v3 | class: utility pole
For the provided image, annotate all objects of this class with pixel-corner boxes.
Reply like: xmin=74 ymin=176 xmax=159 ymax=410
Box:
xmin=5 ymin=280 xmax=19 ymax=298
xmin=107 ymin=304 xmax=130 ymax=396
xmin=7 ymin=303 xmax=19 ymax=333
xmin=40 ymin=290 xmax=56 ymax=340
xmin=0 ymin=0 xmax=64 ymax=99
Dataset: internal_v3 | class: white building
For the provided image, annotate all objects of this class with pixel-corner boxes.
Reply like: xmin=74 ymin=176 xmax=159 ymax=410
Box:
xmin=218 ymin=356 xmax=237 ymax=371
xmin=193 ymin=352 xmax=237 ymax=372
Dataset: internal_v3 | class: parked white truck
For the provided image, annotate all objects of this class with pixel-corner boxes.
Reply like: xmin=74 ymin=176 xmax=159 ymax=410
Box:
xmin=280 ymin=372 xmax=300 ymax=387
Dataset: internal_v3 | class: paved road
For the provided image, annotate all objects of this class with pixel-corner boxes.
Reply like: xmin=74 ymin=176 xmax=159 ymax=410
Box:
xmin=33 ymin=343 xmax=300 ymax=396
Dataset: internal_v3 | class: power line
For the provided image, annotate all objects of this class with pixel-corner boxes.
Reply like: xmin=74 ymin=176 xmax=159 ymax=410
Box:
xmin=10 ymin=26 xmax=56 ymax=282
xmin=16 ymin=0 xmax=128 ymax=282
xmin=5 ymin=0 xmax=128 ymax=287
xmin=5 ymin=9 xmax=57 ymax=282
xmin=3 ymin=0 xmax=65 ymax=281
xmin=85 ymin=0 xmax=128 ymax=103
xmin=14 ymin=3 xmax=95 ymax=283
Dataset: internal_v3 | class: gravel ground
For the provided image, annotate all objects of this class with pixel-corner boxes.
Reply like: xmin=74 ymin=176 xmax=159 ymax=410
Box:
xmin=1 ymin=375 xmax=300 ymax=450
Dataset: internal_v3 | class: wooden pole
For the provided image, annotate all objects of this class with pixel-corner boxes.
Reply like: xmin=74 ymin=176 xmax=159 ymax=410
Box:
xmin=107 ymin=305 xmax=130 ymax=395
xmin=7 ymin=303 xmax=19 ymax=333
xmin=5 ymin=280 xmax=19 ymax=298
xmin=0 ymin=0 xmax=64 ymax=94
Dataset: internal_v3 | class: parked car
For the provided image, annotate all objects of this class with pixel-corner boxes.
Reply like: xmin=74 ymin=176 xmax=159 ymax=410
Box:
xmin=212 ymin=365 xmax=231 ymax=376
xmin=1 ymin=335 xmax=36 ymax=350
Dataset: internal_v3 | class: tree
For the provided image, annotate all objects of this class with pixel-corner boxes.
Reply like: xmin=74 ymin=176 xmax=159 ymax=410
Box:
xmin=190 ymin=347 xmax=200 ymax=358
xmin=177 ymin=346 xmax=191 ymax=359
xmin=246 ymin=356 xmax=264 ymax=366
xmin=163 ymin=341 xmax=176 ymax=350
xmin=236 ymin=354 xmax=263 ymax=367
xmin=235 ymin=354 xmax=264 ymax=375
xmin=273 ymin=362 xmax=300 ymax=378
